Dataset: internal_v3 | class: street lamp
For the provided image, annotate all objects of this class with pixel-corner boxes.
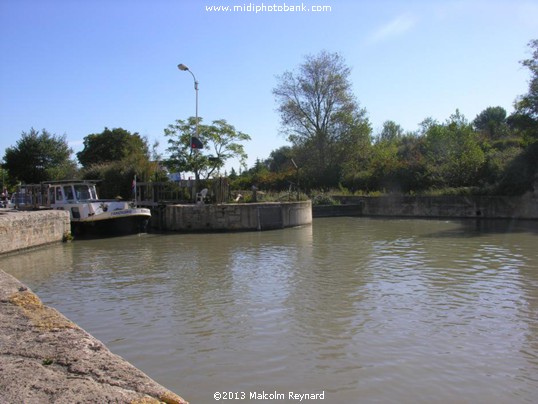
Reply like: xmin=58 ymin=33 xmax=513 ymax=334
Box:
xmin=178 ymin=63 xmax=200 ymax=202
xmin=177 ymin=63 xmax=199 ymax=149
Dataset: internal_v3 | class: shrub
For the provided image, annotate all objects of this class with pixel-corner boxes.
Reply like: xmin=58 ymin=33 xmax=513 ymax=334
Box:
xmin=311 ymin=192 xmax=339 ymax=206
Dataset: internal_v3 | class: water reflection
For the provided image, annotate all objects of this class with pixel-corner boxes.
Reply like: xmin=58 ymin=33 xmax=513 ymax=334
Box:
xmin=2 ymin=218 xmax=537 ymax=403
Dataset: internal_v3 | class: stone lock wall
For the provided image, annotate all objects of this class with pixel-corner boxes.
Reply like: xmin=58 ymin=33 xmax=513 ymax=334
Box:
xmin=161 ymin=201 xmax=312 ymax=232
xmin=0 ymin=210 xmax=71 ymax=255
xmin=329 ymin=193 xmax=538 ymax=219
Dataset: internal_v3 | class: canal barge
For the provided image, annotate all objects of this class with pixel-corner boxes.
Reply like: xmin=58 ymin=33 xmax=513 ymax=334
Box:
xmin=43 ymin=180 xmax=151 ymax=236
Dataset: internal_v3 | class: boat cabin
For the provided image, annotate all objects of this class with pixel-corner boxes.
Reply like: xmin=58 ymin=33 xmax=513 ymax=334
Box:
xmin=48 ymin=182 xmax=99 ymax=205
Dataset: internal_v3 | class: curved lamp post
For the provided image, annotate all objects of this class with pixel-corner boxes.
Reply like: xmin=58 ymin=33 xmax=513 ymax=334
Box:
xmin=177 ymin=63 xmax=199 ymax=149
xmin=178 ymin=63 xmax=200 ymax=202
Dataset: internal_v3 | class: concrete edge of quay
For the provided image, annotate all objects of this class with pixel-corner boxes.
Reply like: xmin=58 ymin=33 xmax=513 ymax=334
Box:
xmin=0 ymin=209 xmax=189 ymax=403
xmin=0 ymin=269 xmax=189 ymax=404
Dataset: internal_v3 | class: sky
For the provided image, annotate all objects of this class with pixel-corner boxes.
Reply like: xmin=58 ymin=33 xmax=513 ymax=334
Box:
xmin=1 ymin=0 xmax=537 ymax=174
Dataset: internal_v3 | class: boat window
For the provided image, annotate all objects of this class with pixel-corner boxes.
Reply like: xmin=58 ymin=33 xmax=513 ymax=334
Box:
xmin=56 ymin=187 xmax=63 ymax=201
xmin=74 ymin=185 xmax=91 ymax=201
xmin=63 ymin=186 xmax=75 ymax=201
xmin=89 ymin=186 xmax=98 ymax=200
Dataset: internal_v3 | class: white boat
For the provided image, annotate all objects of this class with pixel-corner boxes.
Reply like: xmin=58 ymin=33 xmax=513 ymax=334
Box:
xmin=44 ymin=180 xmax=151 ymax=237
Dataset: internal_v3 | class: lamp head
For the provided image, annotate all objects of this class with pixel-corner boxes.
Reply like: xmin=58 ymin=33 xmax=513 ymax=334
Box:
xmin=178 ymin=63 xmax=189 ymax=71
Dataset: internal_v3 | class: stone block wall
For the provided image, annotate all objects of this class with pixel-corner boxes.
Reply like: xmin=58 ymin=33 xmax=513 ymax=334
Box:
xmin=332 ymin=193 xmax=538 ymax=219
xmin=161 ymin=201 xmax=312 ymax=232
xmin=0 ymin=210 xmax=71 ymax=255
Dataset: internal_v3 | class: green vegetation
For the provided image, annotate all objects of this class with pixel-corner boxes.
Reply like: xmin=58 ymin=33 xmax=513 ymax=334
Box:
xmin=77 ymin=127 xmax=166 ymax=199
xmin=272 ymin=50 xmax=372 ymax=190
xmin=164 ymin=117 xmax=251 ymax=182
xmin=234 ymin=41 xmax=538 ymax=197
xmin=2 ymin=128 xmax=77 ymax=185
xmin=2 ymin=40 xmax=537 ymax=200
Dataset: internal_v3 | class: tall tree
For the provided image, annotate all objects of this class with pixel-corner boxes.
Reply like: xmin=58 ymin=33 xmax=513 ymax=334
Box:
xmin=424 ymin=110 xmax=485 ymax=188
xmin=377 ymin=120 xmax=404 ymax=143
xmin=473 ymin=106 xmax=508 ymax=140
xmin=266 ymin=146 xmax=295 ymax=172
xmin=273 ymin=50 xmax=370 ymax=187
xmin=77 ymin=128 xmax=165 ymax=198
xmin=509 ymin=39 xmax=538 ymax=143
xmin=3 ymin=128 xmax=77 ymax=183
xmin=515 ymin=39 xmax=538 ymax=122
xmin=77 ymin=127 xmax=149 ymax=168
xmin=164 ymin=117 xmax=251 ymax=181
xmin=498 ymin=39 xmax=538 ymax=194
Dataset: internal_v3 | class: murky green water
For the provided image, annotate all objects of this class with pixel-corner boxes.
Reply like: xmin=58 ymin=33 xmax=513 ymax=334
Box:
xmin=3 ymin=218 xmax=538 ymax=403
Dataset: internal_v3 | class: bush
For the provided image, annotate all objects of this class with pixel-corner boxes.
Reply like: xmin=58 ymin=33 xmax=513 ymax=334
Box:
xmin=81 ymin=162 xmax=136 ymax=199
xmin=496 ymin=142 xmax=538 ymax=195
xmin=231 ymin=189 xmax=308 ymax=203
xmin=311 ymin=192 xmax=339 ymax=206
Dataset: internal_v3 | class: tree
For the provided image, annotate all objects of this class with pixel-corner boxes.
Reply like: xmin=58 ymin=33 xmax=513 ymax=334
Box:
xmin=509 ymin=39 xmax=538 ymax=144
xmin=337 ymin=113 xmax=373 ymax=191
xmin=273 ymin=50 xmax=370 ymax=188
xmin=396 ymin=134 xmax=429 ymax=192
xmin=368 ymin=139 xmax=401 ymax=191
xmin=424 ymin=110 xmax=485 ymax=188
xmin=377 ymin=120 xmax=404 ymax=143
xmin=496 ymin=142 xmax=538 ymax=194
xmin=266 ymin=146 xmax=295 ymax=172
xmin=77 ymin=127 xmax=150 ymax=168
xmin=473 ymin=106 xmax=508 ymax=140
xmin=77 ymin=127 xmax=164 ymax=198
xmin=164 ymin=117 xmax=251 ymax=181
xmin=3 ymin=128 xmax=77 ymax=183
xmin=514 ymin=39 xmax=538 ymax=122
xmin=499 ymin=39 xmax=538 ymax=195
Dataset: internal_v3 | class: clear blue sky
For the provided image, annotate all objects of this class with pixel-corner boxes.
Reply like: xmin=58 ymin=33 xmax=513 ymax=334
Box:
xmin=1 ymin=0 xmax=536 ymax=173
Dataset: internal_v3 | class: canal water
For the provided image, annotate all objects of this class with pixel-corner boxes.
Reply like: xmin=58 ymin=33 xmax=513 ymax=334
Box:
xmin=2 ymin=218 xmax=538 ymax=403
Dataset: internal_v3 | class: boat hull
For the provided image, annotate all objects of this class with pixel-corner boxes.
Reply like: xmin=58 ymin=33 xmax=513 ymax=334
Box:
xmin=71 ymin=214 xmax=150 ymax=237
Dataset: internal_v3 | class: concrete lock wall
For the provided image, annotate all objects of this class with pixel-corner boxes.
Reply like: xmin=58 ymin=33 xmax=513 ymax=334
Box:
xmin=0 ymin=210 xmax=71 ymax=255
xmin=161 ymin=201 xmax=312 ymax=232
xmin=329 ymin=193 xmax=538 ymax=219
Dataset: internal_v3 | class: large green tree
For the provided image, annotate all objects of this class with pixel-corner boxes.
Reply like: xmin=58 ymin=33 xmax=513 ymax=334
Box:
xmin=3 ymin=128 xmax=77 ymax=183
xmin=509 ymin=40 xmax=538 ymax=143
xmin=472 ymin=106 xmax=522 ymax=188
xmin=77 ymin=127 xmax=150 ymax=168
xmin=498 ymin=39 xmax=538 ymax=194
xmin=377 ymin=120 xmax=404 ymax=143
xmin=473 ymin=106 xmax=509 ymax=140
xmin=164 ymin=117 xmax=251 ymax=181
xmin=273 ymin=50 xmax=371 ymax=188
xmin=77 ymin=128 xmax=164 ymax=199
xmin=265 ymin=146 xmax=295 ymax=172
xmin=469 ymin=42 xmax=538 ymax=195
xmin=424 ymin=111 xmax=485 ymax=188
xmin=514 ymin=39 xmax=538 ymax=123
